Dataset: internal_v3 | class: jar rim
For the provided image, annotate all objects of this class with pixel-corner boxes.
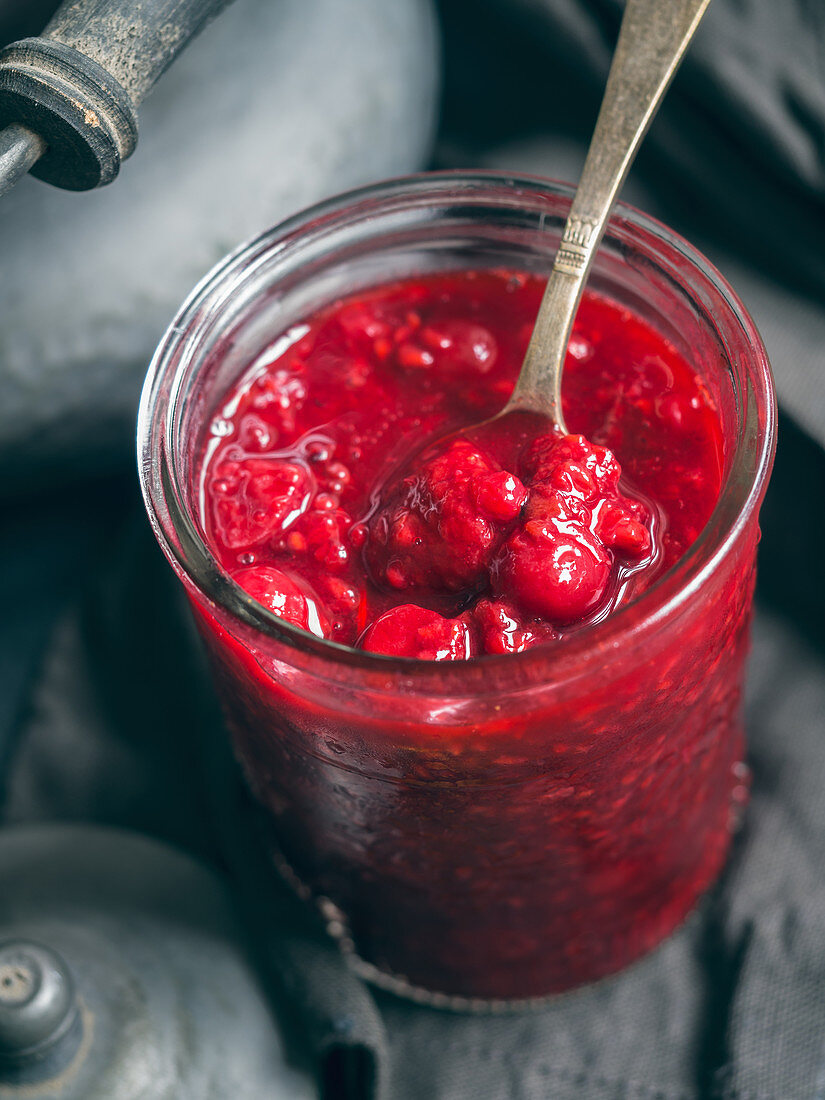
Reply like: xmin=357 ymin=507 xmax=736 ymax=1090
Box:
xmin=137 ymin=170 xmax=776 ymax=692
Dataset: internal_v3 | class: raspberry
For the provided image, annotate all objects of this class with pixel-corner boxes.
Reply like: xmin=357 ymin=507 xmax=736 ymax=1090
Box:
xmin=498 ymin=503 xmax=611 ymax=624
xmin=472 ymin=598 xmax=558 ymax=655
xmin=249 ymin=369 xmax=307 ymax=433
xmin=390 ymin=321 xmax=497 ymax=377
xmin=233 ymin=565 xmax=329 ymax=637
xmin=545 ymin=459 xmax=598 ymax=502
xmin=285 ymin=508 xmax=354 ymax=572
xmin=336 ymin=301 xmax=391 ymax=342
xmin=519 ymin=433 xmax=562 ymax=483
xmin=474 ymin=471 xmax=528 ymax=522
xmin=315 ymin=575 xmax=366 ymax=640
xmin=522 ymin=433 xmax=621 ymax=497
xmin=498 ymin=430 xmax=652 ymax=621
xmin=359 ymin=605 xmax=473 ymax=660
xmin=596 ymin=500 xmax=652 ymax=556
xmin=366 ymin=440 xmax=525 ymax=592
xmin=419 ymin=321 xmax=497 ymax=374
xmin=210 ymin=457 xmax=312 ymax=549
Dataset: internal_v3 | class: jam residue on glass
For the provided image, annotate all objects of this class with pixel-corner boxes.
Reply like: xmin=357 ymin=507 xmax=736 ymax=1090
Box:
xmin=199 ymin=270 xmax=723 ymax=657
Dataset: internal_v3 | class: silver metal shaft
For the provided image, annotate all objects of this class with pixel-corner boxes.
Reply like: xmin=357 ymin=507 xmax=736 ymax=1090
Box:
xmin=507 ymin=0 xmax=712 ymax=430
xmin=0 ymin=125 xmax=47 ymax=199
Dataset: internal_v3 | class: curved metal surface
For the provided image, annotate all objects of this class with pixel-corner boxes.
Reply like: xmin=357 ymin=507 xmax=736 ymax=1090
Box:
xmin=0 ymin=124 xmax=44 ymax=197
xmin=0 ymin=824 xmax=316 ymax=1099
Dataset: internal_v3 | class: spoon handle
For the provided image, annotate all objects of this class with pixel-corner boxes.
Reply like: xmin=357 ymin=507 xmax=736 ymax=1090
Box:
xmin=508 ymin=0 xmax=712 ymax=425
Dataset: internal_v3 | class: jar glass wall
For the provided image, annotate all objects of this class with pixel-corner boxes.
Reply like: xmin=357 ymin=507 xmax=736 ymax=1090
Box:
xmin=138 ymin=173 xmax=775 ymax=1006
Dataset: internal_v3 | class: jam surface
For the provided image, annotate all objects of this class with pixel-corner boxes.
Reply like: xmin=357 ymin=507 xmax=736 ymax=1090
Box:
xmin=199 ymin=270 xmax=724 ymax=656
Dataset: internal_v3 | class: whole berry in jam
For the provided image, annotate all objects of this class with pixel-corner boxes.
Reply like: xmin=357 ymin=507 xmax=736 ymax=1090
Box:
xmin=232 ymin=565 xmax=329 ymax=637
xmin=471 ymin=597 xmax=558 ymax=655
xmin=495 ymin=432 xmax=652 ymax=625
xmin=209 ymin=457 xmax=312 ymax=549
xmin=360 ymin=605 xmax=473 ymax=660
xmin=497 ymin=505 xmax=612 ymax=623
xmin=365 ymin=440 xmax=527 ymax=594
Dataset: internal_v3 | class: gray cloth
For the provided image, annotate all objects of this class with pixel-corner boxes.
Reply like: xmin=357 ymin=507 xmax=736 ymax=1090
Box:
xmin=476 ymin=134 xmax=825 ymax=453
xmin=438 ymin=0 xmax=825 ymax=448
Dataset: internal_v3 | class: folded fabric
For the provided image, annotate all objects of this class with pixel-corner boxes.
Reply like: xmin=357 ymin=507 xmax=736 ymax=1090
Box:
xmin=441 ymin=0 xmax=825 ymax=289
xmin=476 ymin=134 xmax=825 ymax=454
xmin=438 ymin=0 xmax=825 ymax=448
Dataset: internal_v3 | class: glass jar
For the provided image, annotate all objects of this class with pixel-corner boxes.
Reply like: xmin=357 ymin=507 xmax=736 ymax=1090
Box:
xmin=138 ymin=173 xmax=776 ymax=1007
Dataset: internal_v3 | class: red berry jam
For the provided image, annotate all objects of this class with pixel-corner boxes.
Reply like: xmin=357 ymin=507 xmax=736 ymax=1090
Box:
xmin=192 ymin=269 xmax=752 ymax=1001
xmin=200 ymin=271 xmax=722 ymax=658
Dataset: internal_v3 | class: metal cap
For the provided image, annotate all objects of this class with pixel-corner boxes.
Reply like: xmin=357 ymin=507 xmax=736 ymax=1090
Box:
xmin=0 ymin=941 xmax=77 ymax=1062
xmin=0 ymin=38 xmax=137 ymax=190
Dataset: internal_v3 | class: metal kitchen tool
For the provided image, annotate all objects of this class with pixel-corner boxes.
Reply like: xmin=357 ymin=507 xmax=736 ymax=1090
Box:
xmin=507 ymin=0 xmax=712 ymax=431
xmin=0 ymin=823 xmax=314 ymax=1099
xmin=0 ymin=0 xmax=235 ymax=196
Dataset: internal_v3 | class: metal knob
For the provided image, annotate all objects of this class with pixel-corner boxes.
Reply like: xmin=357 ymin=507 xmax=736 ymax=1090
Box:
xmin=0 ymin=940 xmax=77 ymax=1063
xmin=0 ymin=0 xmax=236 ymax=194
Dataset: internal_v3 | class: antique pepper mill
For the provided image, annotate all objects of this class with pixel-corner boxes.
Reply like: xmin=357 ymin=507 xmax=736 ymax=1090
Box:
xmin=0 ymin=0 xmax=235 ymax=196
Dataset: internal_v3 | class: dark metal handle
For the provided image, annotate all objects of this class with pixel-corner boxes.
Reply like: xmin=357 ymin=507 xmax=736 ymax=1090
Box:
xmin=44 ymin=0 xmax=233 ymax=106
xmin=0 ymin=0 xmax=236 ymax=191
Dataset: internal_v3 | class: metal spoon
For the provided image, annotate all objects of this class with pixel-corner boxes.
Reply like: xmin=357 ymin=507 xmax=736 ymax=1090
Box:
xmin=505 ymin=0 xmax=712 ymax=433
